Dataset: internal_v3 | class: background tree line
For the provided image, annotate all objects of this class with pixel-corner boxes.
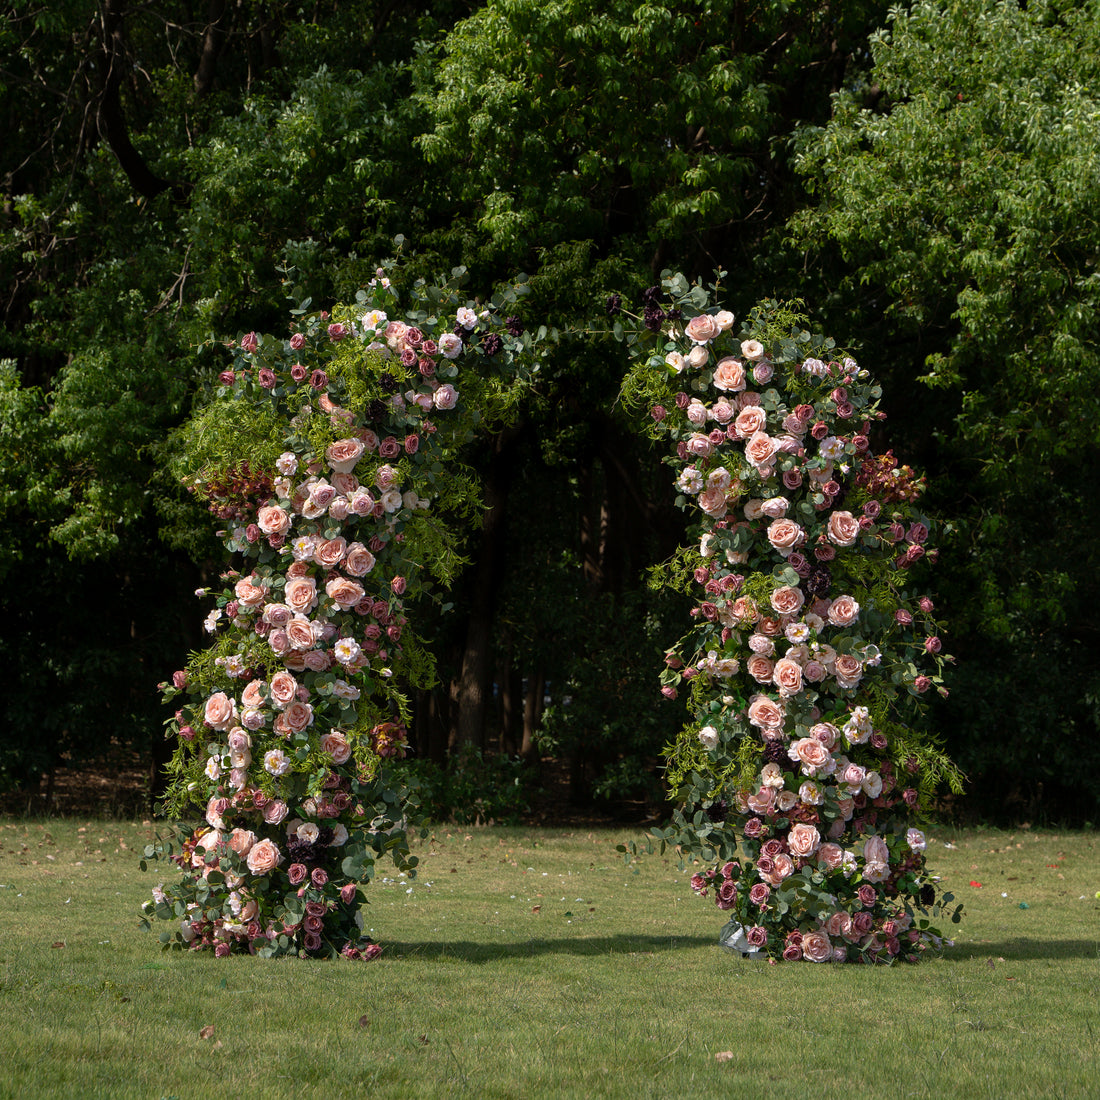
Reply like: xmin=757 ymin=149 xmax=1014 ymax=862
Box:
xmin=2 ymin=0 xmax=1097 ymax=822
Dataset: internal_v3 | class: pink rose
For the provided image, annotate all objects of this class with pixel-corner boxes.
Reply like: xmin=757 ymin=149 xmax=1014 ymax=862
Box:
xmin=712 ymin=357 xmax=747 ymax=392
xmin=827 ymin=595 xmax=860 ymax=627
xmin=311 ymin=867 xmax=329 ymax=888
xmin=825 ymin=911 xmax=852 ymax=939
xmin=748 ymin=882 xmax=771 ymax=907
xmin=685 ymin=314 xmax=721 ymax=343
xmin=326 ymin=576 xmax=366 ymax=609
xmin=851 ymin=911 xmax=874 ymax=936
xmin=826 ymin=511 xmax=860 ymax=547
xmin=760 ymin=854 xmax=794 ymax=885
xmin=857 ymin=884 xmax=877 ymax=908
xmin=788 ymin=737 xmax=831 ymax=775
xmin=841 ymin=762 xmax=866 ymax=790
xmin=786 ymin=823 xmax=821 ymax=858
xmin=269 ymin=670 xmax=298 ymax=709
xmin=262 ymin=800 xmax=288 ymax=826
xmin=767 ymin=518 xmax=805 ymax=556
xmin=433 ymin=384 xmax=458 ymax=410
xmin=285 ymin=616 xmax=318 ymax=651
xmin=287 ymin=862 xmax=308 ymax=885
xmin=772 ymin=658 xmax=803 ymax=697
xmin=241 ymin=679 xmax=266 ymax=709
xmin=801 ymin=929 xmax=833 ymax=962
xmin=834 ymin=653 xmax=863 ymax=688
xmin=257 ymin=505 xmax=291 ymax=537
xmin=817 ymin=843 xmax=845 ymax=871
xmin=320 ymin=732 xmax=352 ymax=765
xmin=245 ymin=838 xmax=282 ymax=875
xmin=747 ymin=655 xmax=775 ymax=684
xmin=313 ymin=537 xmax=347 ymax=570
xmin=281 ymin=700 xmax=314 ymax=733
xmin=204 ymin=691 xmax=237 ymax=731
xmin=227 ymin=828 xmax=257 ymax=857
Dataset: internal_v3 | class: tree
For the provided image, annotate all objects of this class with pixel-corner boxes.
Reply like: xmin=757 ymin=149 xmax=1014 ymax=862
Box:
xmin=787 ymin=0 xmax=1100 ymax=819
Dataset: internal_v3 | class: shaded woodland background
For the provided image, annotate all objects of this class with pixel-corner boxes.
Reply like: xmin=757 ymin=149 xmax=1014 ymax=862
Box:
xmin=3 ymin=0 xmax=1099 ymax=823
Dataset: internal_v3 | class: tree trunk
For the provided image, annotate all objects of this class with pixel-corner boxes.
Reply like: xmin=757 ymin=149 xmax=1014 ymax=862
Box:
xmin=451 ymin=430 xmax=516 ymax=750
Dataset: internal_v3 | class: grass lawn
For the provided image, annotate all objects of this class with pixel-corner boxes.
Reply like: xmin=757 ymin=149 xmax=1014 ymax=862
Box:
xmin=0 ymin=818 xmax=1096 ymax=1099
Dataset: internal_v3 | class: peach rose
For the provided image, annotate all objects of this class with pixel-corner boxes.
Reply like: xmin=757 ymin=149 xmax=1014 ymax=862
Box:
xmin=234 ymin=578 xmax=266 ymax=608
xmin=827 ymin=595 xmax=860 ymax=627
xmin=789 ymin=737 xmax=832 ymax=775
xmin=760 ymin=853 xmax=795 ymax=885
xmin=729 ymin=596 xmax=759 ymax=625
xmin=770 ymin=585 xmax=804 ymax=616
xmin=826 ymin=510 xmax=860 ymax=547
xmin=787 ymin=823 xmax=821 ymax=858
xmin=326 ymin=437 xmax=366 ymax=474
xmin=767 ymin=518 xmax=805 ymax=556
xmin=245 ymin=838 xmax=282 ymax=875
xmin=733 ymin=405 xmax=767 ymax=438
xmin=241 ymin=679 xmax=266 ymax=709
xmin=313 ymin=537 xmax=347 ymax=570
xmin=747 ymin=655 xmax=775 ymax=684
xmin=268 ymin=670 xmax=298 ymax=709
xmin=284 ymin=576 xmax=317 ymax=613
xmin=772 ymin=658 xmax=804 ymax=697
xmin=227 ymin=828 xmax=257 ymax=857
xmin=343 ymin=542 xmax=376 ymax=577
xmin=747 ymin=694 xmax=784 ymax=731
xmin=817 ymin=842 xmax=845 ymax=871
xmin=744 ymin=430 xmax=779 ymax=467
xmin=285 ymin=616 xmax=318 ymax=651
xmin=712 ymin=357 xmax=746 ymax=392
xmin=834 ymin=653 xmax=863 ymax=688
xmin=204 ymin=692 xmax=237 ymax=731
xmin=257 ymin=504 xmax=291 ymax=537
xmin=320 ymin=731 xmax=352 ymax=765
xmin=325 ymin=576 xmax=366 ymax=609
xmin=282 ymin=700 xmax=314 ymax=733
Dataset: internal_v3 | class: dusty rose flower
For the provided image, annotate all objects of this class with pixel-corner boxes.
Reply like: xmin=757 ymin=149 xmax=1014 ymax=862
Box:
xmin=227 ymin=829 xmax=257 ymax=857
xmin=746 ymin=925 xmax=768 ymax=947
xmin=311 ymin=867 xmax=329 ymax=888
xmin=262 ymin=800 xmax=288 ymax=826
xmin=313 ymin=537 xmax=347 ymax=570
xmin=748 ymin=882 xmax=771 ymax=906
xmin=747 ymin=694 xmax=784 ymax=732
xmin=326 ymin=576 xmax=365 ymax=609
xmin=284 ymin=576 xmax=318 ymax=614
xmin=744 ymin=430 xmax=780 ymax=468
xmin=269 ymin=670 xmax=298 ymax=709
xmin=747 ymin=655 xmax=775 ymax=684
xmin=788 ymin=737 xmax=832 ymax=776
xmin=817 ymin=842 xmax=845 ymax=871
xmin=320 ymin=731 xmax=352 ymax=765
xmin=326 ymin=437 xmax=365 ymax=474
xmin=245 ymin=838 xmax=282 ymax=875
xmin=287 ymin=863 xmax=308 ymax=885
xmin=834 ymin=653 xmax=863 ymax=688
xmin=857 ymin=884 xmax=877 ymax=908
xmin=770 ymin=585 xmax=804 ymax=616
xmin=825 ymin=911 xmax=852 ymax=939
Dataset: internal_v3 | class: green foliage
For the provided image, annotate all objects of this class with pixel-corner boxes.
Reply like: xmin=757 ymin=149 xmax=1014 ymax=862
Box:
xmin=395 ymin=747 xmax=535 ymax=824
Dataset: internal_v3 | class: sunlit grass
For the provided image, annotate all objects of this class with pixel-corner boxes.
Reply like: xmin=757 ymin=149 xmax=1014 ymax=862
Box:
xmin=1 ymin=819 xmax=1096 ymax=1099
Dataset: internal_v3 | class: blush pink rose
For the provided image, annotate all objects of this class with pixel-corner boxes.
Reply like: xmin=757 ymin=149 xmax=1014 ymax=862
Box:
xmin=747 ymin=655 xmax=775 ymax=684
xmin=712 ymin=357 xmax=747 ymax=392
xmin=343 ymin=542 xmax=377 ymax=577
xmin=320 ymin=731 xmax=352 ymax=765
xmin=325 ymin=576 xmax=366 ymax=609
xmin=285 ymin=616 xmax=318 ymax=651
xmin=245 ymin=838 xmax=282 ymax=875
xmin=257 ymin=505 xmax=291 ymax=537
xmin=834 ymin=653 xmax=863 ymax=688
xmin=685 ymin=314 xmax=721 ymax=342
xmin=801 ymin=929 xmax=833 ymax=962
xmin=204 ymin=692 xmax=237 ymax=731
xmin=788 ymin=737 xmax=831 ymax=774
xmin=826 ymin=510 xmax=860 ymax=547
xmin=262 ymin=800 xmax=288 ymax=826
xmin=241 ymin=679 xmax=266 ymax=709
xmin=770 ymin=585 xmax=804 ymax=616
xmin=733 ymin=405 xmax=768 ymax=438
xmin=786 ymin=823 xmax=821 ymax=858
xmin=284 ymin=576 xmax=317 ymax=613
xmin=827 ymin=595 xmax=860 ymax=627
xmin=817 ymin=842 xmax=845 ymax=870
xmin=433 ymin=383 xmax=458 ymax=410
xmin=227 ymin=828 xmax=257 ymax=857
xmin=767 ymin=518 xmax=805 ymax=556
xmin=772 ymin=658 xmax=803 ymax=697
xmin=313 ymin=537 xmax=347 ymax=570
xmin=747 ymin=695 xmax=785 ymax=732
xmin=744 ymin=430 xmax=779 ymax=467
xmin=281 ymin=700 xmax=314 ymax=733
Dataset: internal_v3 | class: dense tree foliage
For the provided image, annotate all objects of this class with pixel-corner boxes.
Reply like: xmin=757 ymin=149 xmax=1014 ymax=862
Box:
xmin=1 ymin=0 xmax=1096 ymax=821
xmin=788 ymin=0 xmax=1100 ymax=819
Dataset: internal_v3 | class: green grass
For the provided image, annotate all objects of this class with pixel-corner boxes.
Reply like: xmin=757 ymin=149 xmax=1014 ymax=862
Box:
xmin=1 ymin=819 xmax=1097 ymax=1099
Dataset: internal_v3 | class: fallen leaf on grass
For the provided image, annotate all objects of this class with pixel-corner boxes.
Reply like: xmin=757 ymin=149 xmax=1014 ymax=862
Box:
xmin=199 ymin=1025 xmax=215 ymax=1040
xmin=715 ymin=1052 xmax=734 ymax=1063
xmin=358 ymin=1016 xmax=370 ymax=1029
xmin=51 ymin=941 xmax=65 ymax=949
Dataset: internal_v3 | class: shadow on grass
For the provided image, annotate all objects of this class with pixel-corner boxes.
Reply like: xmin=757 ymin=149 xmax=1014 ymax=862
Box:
xmin=381 ymin=933 xmax=719 ymax=963
xmin=947 ymin=939 xmax=1100 ymax=962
